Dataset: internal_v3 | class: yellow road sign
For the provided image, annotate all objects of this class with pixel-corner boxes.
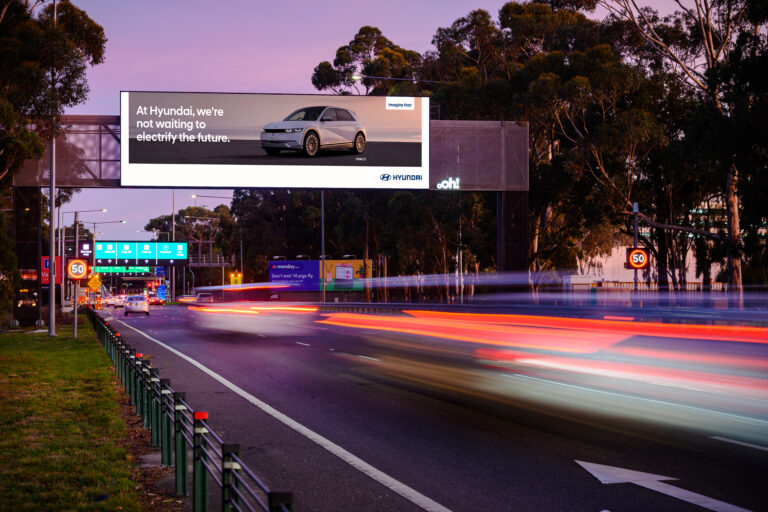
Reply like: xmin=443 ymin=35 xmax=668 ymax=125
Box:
xmin=87 ymin=275 xmax=102 ymax=292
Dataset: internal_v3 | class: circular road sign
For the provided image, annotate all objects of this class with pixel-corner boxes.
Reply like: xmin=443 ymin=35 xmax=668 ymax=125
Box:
xmin=67 ymin=259 xmax=88 ymax=280
xmin=627 ymin=248 xmax=649 ymax=270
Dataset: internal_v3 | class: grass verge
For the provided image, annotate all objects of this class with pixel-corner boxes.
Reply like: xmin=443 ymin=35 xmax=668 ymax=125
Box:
xmin=0 ymin=320 xmax=146 ymax=511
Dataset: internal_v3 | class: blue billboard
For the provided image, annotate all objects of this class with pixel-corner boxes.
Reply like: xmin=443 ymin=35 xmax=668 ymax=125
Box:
xmin=268 ymin=260 xmax=320 ymax=291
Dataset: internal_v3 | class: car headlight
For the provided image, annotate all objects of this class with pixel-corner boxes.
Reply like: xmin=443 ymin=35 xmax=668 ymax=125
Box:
xmin=284 ymin=128 xmax=304 ymax=133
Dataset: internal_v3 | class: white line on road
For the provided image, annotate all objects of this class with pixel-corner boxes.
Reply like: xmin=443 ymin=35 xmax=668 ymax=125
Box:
xmin=710 ymin=436 xmax=768 ymax=452
xmin=114 ymin=319 xmax=452 ymax=512
xmin=357 ymin=355 xmax=381 ymax=362
xmin=295 ymin=342 xmax=311 ymax=347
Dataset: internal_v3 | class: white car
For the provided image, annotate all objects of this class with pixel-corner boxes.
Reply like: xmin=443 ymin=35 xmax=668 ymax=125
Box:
xmin=187 ymin=301 xmax=318 ymax=337
xmin=260 ymin=106 xmax=366 ymax=157
xmin=124 ymin=295 xmax=149 ymax=316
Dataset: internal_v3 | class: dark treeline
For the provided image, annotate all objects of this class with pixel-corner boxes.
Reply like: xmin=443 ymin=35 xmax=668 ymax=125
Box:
xmin=171 ymin=1 xmax=768 ymax=299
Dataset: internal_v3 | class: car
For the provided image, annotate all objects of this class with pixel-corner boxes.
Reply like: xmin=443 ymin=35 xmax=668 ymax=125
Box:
xmin=196 ymin=292 xmax=214 ymax=303
xmin=260 ymin=106 xmax=366 ymax=157
xmin=147 ymin=295 xmax=164 ymax=305
xmin=124 ymin=295 xmax=149 ymax=316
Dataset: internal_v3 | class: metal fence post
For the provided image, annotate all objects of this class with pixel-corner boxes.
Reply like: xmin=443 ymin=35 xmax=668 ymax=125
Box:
xmin=193 ymin=411 xmax=209 ymax=512
xmin=174 ymin=392 xmax=188 ymax=496
xmin=221 ymin=443 xmax=241 ymax=512
xmin=141 ymin=357 xmax=151 ymax=428
xmin=129 ymin=349 xmax=137 ymax=405
xmin=135 ymin=353 xmax=144 ymax=417
xmin=160 ymin=379 xmax=172 ymax=466
xmin=268 ymin=491 xmax=293 ymax=512
xmin=149 ymin=368 xmax=160 ymax=445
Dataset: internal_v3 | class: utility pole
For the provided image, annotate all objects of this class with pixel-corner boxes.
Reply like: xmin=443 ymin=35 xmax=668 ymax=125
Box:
xmin=47 ymin=0 xmax=58 ymax=336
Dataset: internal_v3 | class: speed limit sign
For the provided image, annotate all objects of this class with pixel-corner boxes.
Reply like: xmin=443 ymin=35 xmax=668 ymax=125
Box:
xmin=67 ymin=259 xmax=88 ymax=280
xmin=626 ymin=248 xmax=649 ymax=270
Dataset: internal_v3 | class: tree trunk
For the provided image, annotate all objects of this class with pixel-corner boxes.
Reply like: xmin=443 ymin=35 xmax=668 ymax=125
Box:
xmin=725 ymin=167 xmax=743 ymax=308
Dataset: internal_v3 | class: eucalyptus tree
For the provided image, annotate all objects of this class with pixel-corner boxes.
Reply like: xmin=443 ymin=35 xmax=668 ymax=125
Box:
xmin=591 ymin=0 xmax=768 ymax=301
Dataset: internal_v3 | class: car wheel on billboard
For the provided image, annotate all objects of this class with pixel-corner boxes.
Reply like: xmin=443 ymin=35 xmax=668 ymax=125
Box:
xmin=264 ymin=148 xmax=281 ymax=156
xmin=352 ymin=132 xmax=366 ymax=154
xmin=303 ymin=131 xmax=319 ymax=157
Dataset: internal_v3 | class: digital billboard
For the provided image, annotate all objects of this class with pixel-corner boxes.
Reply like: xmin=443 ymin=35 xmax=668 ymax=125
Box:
xmin=268 ymin=259 xmax=372 ymax=291
xmin=94 ymin=241 xmax=188 ymax=266
xmin=121 ymin=92 xmax=429 ymax=189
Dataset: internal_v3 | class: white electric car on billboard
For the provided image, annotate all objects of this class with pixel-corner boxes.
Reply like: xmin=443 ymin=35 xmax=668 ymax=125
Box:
xmin=260 ymin=106 xmax=366 ymax=157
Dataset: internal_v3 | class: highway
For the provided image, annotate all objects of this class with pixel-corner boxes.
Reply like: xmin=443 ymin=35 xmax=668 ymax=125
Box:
xmin=104 ymin=304 xmax=767 ymax=512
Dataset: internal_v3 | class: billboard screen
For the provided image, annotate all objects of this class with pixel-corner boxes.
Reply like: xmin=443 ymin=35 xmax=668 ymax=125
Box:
xmin=120 ymin=91 xmax=429 ymax=189
xmin=268 ymin=259 xmax=372 ymax=291
xmin=94 ymin=241 xmax=188 ymax=266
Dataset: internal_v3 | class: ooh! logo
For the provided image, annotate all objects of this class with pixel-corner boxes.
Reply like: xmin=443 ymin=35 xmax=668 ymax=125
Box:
xmin=379 ymin=174 xmax=392 ymax=181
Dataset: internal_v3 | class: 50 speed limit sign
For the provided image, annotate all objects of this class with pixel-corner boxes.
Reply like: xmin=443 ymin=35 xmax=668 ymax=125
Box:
xmin=67 ymin=259 xmax=88 ymax=280
xmin=626 ymin=248 xmax=649 ymax=270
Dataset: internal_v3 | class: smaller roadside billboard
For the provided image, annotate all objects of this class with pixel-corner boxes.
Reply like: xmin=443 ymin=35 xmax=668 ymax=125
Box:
xmin=268 ymin=259 xmax=372 ymax=291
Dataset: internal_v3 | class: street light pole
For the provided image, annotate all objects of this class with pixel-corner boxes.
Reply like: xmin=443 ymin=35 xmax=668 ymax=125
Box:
xmin=172 ymin=190 xmax=176 ymax=302
xmin=48 ymin=129 xmax=56 ymax=336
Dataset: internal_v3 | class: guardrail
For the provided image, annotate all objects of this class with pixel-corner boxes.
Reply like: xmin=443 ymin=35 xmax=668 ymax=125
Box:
xmin=86 ymin=308 xmax=293 ymax=512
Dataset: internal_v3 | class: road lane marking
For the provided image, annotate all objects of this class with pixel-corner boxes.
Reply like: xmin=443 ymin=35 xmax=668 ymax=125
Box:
xmin=295 ymin=342 xmax=311 ymax=347
xmin=710 ymin=436 xmax=768 ymax=452
xmin=357 ymin=355 xmax=381 ymax=362
xmin=114 ymin=320 xmax=452 ymax=512
xmin=577 ymin=460 xmax=752 ymax=512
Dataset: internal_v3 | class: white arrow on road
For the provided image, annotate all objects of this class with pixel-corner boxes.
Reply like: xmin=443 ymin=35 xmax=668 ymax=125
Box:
xmin=576 ymin=460 xmax=751 ymax=512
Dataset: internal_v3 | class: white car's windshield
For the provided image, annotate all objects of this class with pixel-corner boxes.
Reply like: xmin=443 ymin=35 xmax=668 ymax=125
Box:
xmin=283 ymin=107 xmax=325 ymax=122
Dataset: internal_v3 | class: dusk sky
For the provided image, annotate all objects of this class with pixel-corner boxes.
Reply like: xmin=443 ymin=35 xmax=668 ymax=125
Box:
xmin=63 ymin=0 xmax=515 ymax=240
xmin=60 ymin=0 xmax=668 ymax=240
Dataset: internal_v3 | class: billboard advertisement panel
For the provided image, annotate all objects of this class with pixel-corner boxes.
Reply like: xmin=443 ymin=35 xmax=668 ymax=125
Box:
xmin=268 ymin=260 xmax=320 ymax=292
xmin=268 ymin=259 xmax=372 ymax=291
xmin=121 ymin=91 xmax=429 ymax=189
xmin=94 ymin=241 xmax=188 ymax=266
xmin=320 ymin=259 xmax=372 ymax=291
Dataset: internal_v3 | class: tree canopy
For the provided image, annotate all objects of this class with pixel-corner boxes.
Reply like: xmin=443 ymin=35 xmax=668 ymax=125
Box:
xmin=0 ymin=0 xmax=106 ymax=188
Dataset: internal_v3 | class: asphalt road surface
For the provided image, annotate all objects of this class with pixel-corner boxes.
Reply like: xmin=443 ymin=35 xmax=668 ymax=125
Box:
xmin=128 ymin=139 xmax=422 ymax=167
xmin=104 ymin=306 xmax=767 ymax=512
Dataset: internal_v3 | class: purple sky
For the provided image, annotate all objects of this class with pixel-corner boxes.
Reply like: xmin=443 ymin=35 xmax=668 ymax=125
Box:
xmin=64 ymin=0 xmax=518 ymax=240
xmin=61 ymin=0 xmax=669 ymax=240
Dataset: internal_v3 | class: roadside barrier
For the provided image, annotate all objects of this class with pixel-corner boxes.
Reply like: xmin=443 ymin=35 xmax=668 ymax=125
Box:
xmin=86 ymin=308 xmax=293 ymax=512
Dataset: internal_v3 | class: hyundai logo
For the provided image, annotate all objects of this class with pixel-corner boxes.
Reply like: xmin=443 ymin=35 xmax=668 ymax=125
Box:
xmin=379 ymin=174 xmax=392 ymax=181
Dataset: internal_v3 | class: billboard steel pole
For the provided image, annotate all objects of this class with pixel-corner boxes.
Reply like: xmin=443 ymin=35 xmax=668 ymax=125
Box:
xmin=321 ymin=191 xmax=325 ymax=303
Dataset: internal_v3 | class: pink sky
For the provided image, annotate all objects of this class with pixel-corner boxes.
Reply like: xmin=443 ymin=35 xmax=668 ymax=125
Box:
xmin=61 ymin=0 xmax=671 ymax=242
